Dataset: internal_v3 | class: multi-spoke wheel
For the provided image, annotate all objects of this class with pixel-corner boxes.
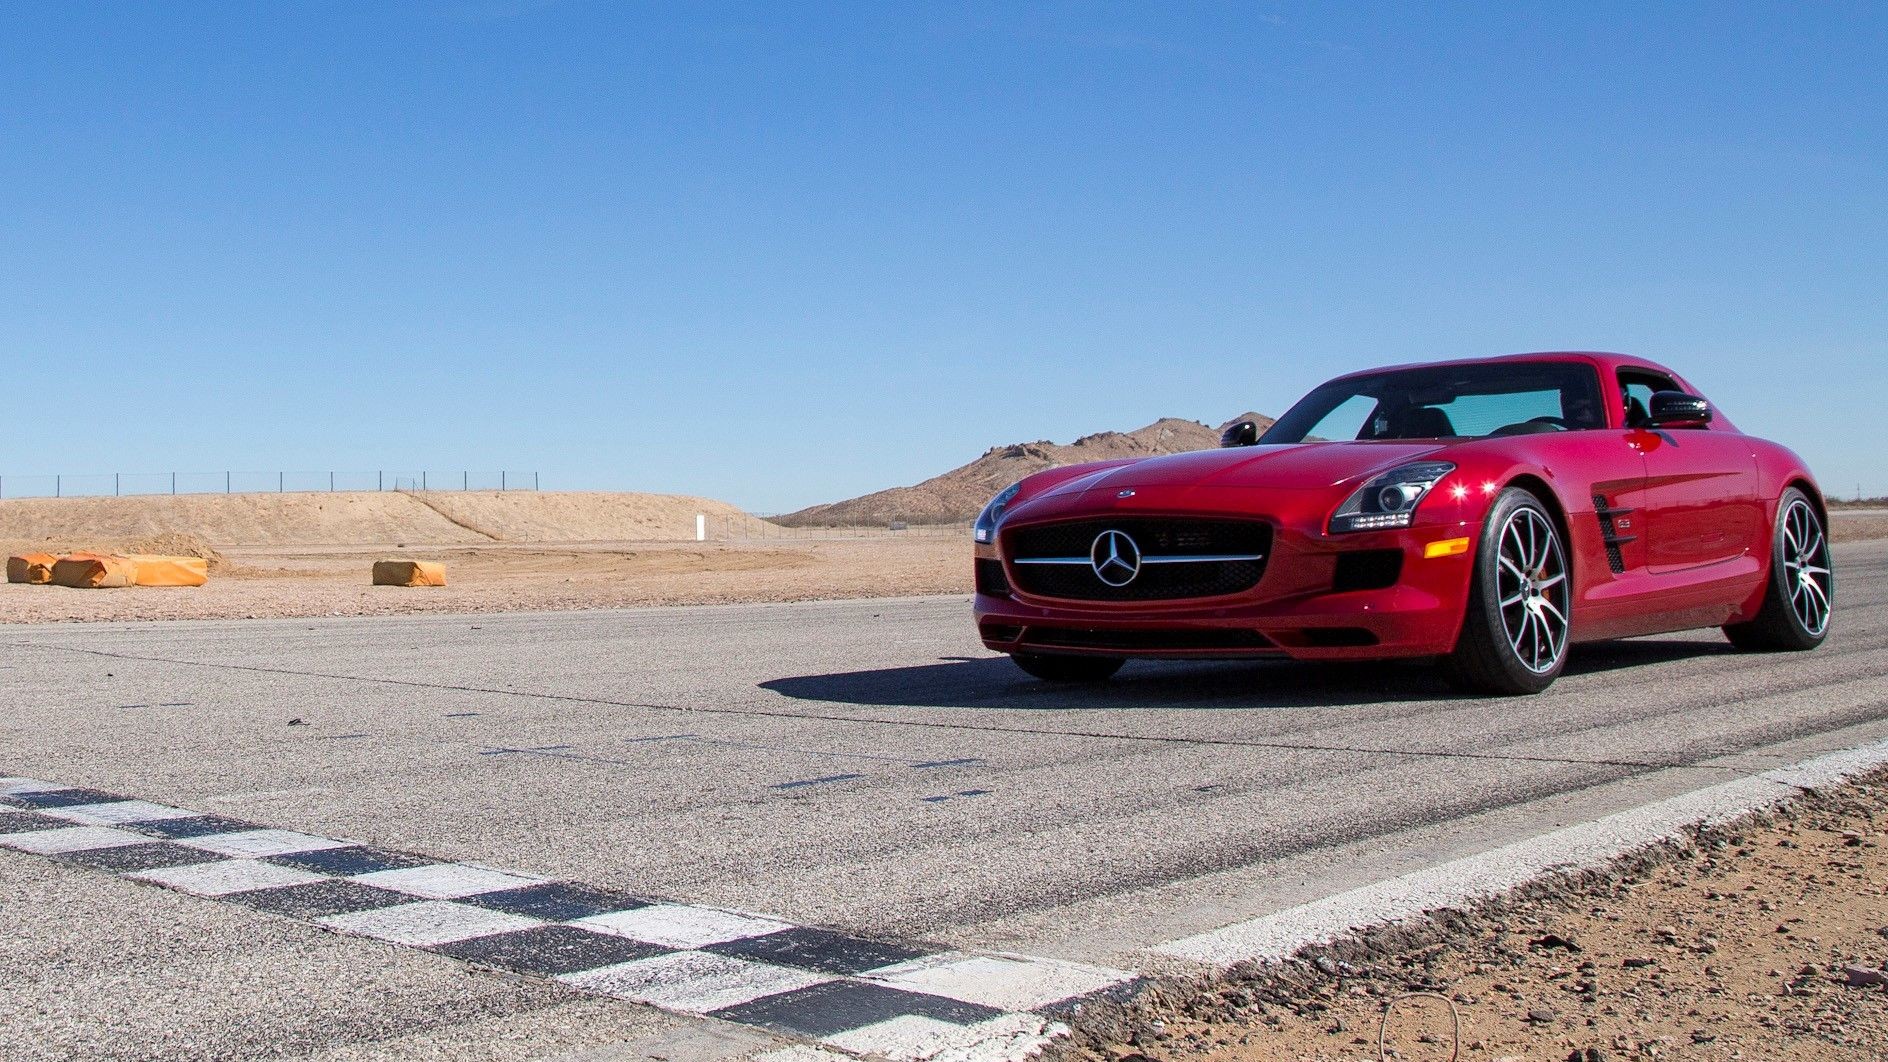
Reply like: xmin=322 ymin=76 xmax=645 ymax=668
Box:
xmin=1726 ymin=487 xmax=1833 ymax=651
xmin=1495 ymin=505 xmax=1571 ymax=675
xmin=1445 ymin=488 xmax=1572 ymax=694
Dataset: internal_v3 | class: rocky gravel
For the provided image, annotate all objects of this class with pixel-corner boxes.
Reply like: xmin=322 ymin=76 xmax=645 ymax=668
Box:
xmin=1059 ymin=775 xmax=1888 ymax=1062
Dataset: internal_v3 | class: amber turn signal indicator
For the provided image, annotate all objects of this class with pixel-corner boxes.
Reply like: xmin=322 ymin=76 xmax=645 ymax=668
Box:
xmin=1423 ymin=537 xmax=1471 ymax=559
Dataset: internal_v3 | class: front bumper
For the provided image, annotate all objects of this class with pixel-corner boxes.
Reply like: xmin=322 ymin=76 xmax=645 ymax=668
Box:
xmin=974 ymin=524 xmax=1476 ymax=661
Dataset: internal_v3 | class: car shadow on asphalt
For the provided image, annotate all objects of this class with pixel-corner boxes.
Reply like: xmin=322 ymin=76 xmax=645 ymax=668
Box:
xmin=758 ymin=637 xmax=1736 ymax=711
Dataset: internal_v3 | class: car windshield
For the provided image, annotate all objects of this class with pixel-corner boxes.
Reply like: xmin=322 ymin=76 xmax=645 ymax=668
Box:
xmin=1261 ymin=361 xmax=1607 ymax=443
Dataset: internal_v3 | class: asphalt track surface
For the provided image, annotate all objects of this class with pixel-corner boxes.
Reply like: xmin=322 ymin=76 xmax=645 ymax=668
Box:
xmin=5 ymin=539 xmax=1887 ymax=1059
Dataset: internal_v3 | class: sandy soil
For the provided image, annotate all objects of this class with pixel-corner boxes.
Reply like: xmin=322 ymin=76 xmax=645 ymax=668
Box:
xmin=1064 ymin=778 xmax=1888 ymax=1062
xmin=2 ymin=512 xmax=1880 ymax=627
xmin=1834 ymin=515 xmax=1888 ymax=543
xmin=0 ymin=538 xmax=971 ymax=624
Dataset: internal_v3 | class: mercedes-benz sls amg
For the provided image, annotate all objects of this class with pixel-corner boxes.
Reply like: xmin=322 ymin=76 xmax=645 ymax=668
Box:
xmin=971 ymin=352 xmax=1831 ymax=694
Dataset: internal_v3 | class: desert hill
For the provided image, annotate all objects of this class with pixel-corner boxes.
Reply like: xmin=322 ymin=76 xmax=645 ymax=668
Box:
xmin=0 ymin=490 xmax=772 ymax=550
xmin=777 ymin=413 xmax=1275 ymax=527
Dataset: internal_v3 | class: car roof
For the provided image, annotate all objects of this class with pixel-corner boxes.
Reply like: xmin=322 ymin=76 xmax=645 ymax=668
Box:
xmin=1327 ymin=351 xmax=1679 ymax=383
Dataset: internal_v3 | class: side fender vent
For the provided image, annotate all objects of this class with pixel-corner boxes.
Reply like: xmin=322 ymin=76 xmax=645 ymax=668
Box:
xmin=1592 ymin=494 xmax=1635 ymax=575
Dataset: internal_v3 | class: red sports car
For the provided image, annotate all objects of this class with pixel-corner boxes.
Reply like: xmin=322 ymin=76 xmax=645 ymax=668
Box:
xmin=972 ymin=352 xmax=1832 ymax=694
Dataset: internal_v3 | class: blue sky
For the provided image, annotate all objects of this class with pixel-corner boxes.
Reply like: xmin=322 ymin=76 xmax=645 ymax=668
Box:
xmin=3 ymin=2 xmax=1884 ymax=510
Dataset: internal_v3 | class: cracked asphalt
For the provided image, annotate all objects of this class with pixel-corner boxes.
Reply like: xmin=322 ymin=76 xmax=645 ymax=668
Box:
xmin=3 ymin=539 xmax=1886 ymax=1058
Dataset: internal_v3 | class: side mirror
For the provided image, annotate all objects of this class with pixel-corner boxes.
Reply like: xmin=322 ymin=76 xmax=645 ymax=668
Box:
xmin=1647 ymin=391 xmax=1712 ymax=427
xmin=1220 ymin=420 xmax=1260 ymax=447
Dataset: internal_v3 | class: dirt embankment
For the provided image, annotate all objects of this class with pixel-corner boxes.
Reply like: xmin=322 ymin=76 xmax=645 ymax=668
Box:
xmin=0 ymin=490 xmax=770 ymax=548
xmin=1061 ymin=777 xmax=1888 ymax=1062
xmin=778 ymin=415 xmax=1273 ymax=527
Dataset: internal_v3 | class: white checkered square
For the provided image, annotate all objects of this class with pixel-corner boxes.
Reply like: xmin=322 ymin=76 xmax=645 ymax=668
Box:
xmin=561 ymin=951 xmax=831 ymax=1013
xmin=824 ymin=1013 xmax=1063 ymax=1061
xmin=43 ymin=801 xmax=201 ymax=826
xmin=318 ymin=900 xmax=541 ymax=946
xmin=862 ymin=952 xmax=1132 ymax=1011
xmin=0 ymin=826 xmax=149 ymax=855
xmin=349 ymin=863 xmax=545 ymax=899
xmin=0 ymin=778 xmax=68 ymax=796
xmin=178 ymin=829 xmax=351 ymax=858
xmin=573 ymin=903 xmax=791 ymax=948
xmin=131 ymin=859 xmax=329 ymax=896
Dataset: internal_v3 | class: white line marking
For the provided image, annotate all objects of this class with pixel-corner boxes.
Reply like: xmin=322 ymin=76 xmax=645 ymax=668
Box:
xmin=1153 ymin=735 xmax=1888 ymax=968
xmin=131 ymin=859 xmax=329 ymax=896
xmin=0 ymin=826 xmax=149 ymax=855
xmin=349 ymin=862 xmax=546 ymax=899
xmin=319 ymin=900 xmax=542 ymax=945
xmin=575 ymin=903 xmax=794 ymax=949
xmin=42 ymin=801 xmax=201 ymax=825
xmin=561 ymin=952 xmax=832 ymax=1014
xmin=178 ymin=829 xmax=352 ymax=858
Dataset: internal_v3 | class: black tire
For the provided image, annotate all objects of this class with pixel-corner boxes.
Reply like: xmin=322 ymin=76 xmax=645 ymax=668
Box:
xmin=1010 ymin=653 xmax=1125 ymax=683
xmin=1725 ymin=487 xmax=1832 ymax=651
xmin=1442 ymin=488 xmax=1572 ymax=695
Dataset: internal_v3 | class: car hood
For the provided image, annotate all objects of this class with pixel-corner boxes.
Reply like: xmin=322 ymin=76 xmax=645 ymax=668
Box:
xmin=1039 ymin=441 xmax=1448 ymax=497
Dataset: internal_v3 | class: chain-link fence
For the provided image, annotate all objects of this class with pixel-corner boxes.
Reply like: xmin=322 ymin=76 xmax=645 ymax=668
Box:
xmin=0 ymin=470 xmax=540 ymax=499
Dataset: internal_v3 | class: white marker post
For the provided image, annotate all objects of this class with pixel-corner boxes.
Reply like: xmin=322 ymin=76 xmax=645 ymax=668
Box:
xmin=695 ymin=514 xmax=706 ymax=542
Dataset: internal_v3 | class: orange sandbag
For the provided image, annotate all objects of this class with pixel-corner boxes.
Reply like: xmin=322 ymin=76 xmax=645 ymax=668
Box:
xmin=372 ymin=560 xmax=447 ymax=587
xmin=124 ymin=555 xmax=209 ymax=587
xmin=6 ymin=553 xmax=58 ymax=584
xmin=51 ymin=555 xmax=140 ymax=589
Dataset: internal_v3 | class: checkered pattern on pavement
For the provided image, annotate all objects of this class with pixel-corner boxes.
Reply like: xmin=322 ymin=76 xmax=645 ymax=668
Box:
xmin=2 ymin=773 xmax=1135 ymax=1060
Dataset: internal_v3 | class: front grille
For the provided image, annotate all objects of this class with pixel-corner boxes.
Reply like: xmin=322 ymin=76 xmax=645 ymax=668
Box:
xmin=1023 ymin=626 xmax=1274 ymax=652
xmin=1003 ymin=518 xmax=1271 ymax=602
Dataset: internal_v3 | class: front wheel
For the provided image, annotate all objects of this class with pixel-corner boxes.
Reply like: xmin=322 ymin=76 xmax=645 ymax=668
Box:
xmin=1443 ymin=488 xmax=1572 ymax=695
xmin=1010 ymin=653 xmax=1124 ymax=683
xmin=1725 ymin=488 xmax=1832 ymax=651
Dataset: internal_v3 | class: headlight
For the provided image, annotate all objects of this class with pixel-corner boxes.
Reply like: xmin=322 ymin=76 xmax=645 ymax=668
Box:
xmin=1329 ymin=462 xmax=1455 ymax=533
xmin=973 ymin=482 xmax=1022 ymax=543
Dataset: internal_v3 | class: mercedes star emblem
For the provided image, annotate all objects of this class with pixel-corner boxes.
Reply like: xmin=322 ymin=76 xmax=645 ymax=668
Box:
xmin=1090 ymin=529 xmax=1143 ymax=587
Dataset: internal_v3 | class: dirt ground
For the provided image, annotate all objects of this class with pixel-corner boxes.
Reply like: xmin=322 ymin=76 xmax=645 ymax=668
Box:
xmin=1 ymin=515 xmax=1881 ymax=626
xmin=0 ymin=538 xmax=970 ymax=624
xmin=1063 ymin=778 xmax=1888 ymax=1062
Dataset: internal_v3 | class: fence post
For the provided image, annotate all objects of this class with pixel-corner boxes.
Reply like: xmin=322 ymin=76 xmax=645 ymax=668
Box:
xmin=226 ymin=471 xmax=231 ymax=494
xmin=422 ymin=471 xmax=428 ymax=491
xmin=279 ymin=471 xmax=284 ymax=492
xmin=115 ymin=473 xmax=121 ymax=497
xmin=56 ymin=475 xmax=61 ymax=498
xmin=379 ymin=470 xmax=384 ymax=491
xmin=330 ymin=471 xmax=335 ymax=492
xmin=501 ymin=471 xmax=507 ymax=491
xmin=171 ymin=472 xmax=177 ymax=495
xmin=463 ymin=471 xmax=468 ymax=491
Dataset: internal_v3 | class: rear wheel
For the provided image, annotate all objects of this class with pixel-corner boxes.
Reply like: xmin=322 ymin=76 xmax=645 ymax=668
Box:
xmin=1725 ymin=488 xmax=1832 ymax=651
xmin=1443 ymin=488 xmax=1571 ymax=695
xmin=1010 ymin=653 xmax=1124 ymax=683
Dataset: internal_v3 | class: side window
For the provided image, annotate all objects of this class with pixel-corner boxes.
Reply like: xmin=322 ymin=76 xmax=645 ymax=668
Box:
xmin=1302 ymin=394 xmax=1379 ymax=441
xmin=1617 ymin=371 xmax=1675 ymax=428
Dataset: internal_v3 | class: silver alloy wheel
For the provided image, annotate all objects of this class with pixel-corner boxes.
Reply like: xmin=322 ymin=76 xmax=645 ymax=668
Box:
xmin=1495 ymin=507 xmax=1570 ymax=674
xmin=1781 ymin=498 xmax=1832 ymax=636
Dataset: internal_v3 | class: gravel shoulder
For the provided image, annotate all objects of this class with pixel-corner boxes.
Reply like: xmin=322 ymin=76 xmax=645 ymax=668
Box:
xmin=1062 ymin=774 xmax=1888 ymax=1062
